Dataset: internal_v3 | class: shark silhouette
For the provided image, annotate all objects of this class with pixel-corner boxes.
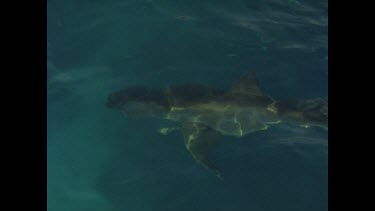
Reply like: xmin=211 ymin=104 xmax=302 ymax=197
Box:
xmin=106 ymin=72 xmax=328 ymax=179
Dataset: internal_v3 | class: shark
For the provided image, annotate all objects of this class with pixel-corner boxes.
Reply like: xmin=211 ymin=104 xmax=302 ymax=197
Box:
xmin=106 ymin=72 xmax=328 ymax=179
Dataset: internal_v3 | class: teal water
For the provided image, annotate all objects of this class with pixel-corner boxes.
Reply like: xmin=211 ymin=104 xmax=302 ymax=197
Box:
xmin=47 ymin=1 xmax=327 ymax=211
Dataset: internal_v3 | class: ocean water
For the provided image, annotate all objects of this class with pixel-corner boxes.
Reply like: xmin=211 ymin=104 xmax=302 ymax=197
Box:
xmin=47 ymin=1 xmax=328 ymax=211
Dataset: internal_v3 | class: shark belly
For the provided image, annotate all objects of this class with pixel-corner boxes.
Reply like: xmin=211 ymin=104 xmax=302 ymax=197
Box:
xmin=165 ymin=104 xmax=281 ymax=137
xmin=213 ymin=107 xmax=281 ymax=137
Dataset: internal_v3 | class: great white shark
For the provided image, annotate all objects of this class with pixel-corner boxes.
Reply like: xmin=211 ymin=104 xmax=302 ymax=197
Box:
xmin=106 ymin=72 xmax=328 ymax=179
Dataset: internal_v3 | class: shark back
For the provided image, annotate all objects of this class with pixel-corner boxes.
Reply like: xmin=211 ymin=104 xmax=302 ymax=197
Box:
xmin=164 ymin=72 xmax=281 ymax=136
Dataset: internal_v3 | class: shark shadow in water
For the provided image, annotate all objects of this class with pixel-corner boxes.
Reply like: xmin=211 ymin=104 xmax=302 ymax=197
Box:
xmin=106 ymin=72 xmax=328 ymax=179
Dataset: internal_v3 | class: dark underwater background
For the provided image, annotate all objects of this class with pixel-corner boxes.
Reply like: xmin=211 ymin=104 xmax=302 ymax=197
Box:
xmin=47 ymin=0 xmax=328 ymax=210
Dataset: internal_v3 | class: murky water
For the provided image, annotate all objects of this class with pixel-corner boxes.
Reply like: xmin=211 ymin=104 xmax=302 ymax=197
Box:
xmin=47 ymin=1 xmax=327 ymax=210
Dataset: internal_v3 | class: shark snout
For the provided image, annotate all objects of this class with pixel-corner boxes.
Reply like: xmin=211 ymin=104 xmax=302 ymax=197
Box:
xmin=106 ymin=92 xmax=125 ymax=109
xmin=106 ymin=86 xmax=152 ymax=109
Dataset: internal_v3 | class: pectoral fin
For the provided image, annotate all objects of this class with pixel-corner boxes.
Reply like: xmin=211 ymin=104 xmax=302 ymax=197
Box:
xmin=181 ymin=123 xmax=223 ymax=180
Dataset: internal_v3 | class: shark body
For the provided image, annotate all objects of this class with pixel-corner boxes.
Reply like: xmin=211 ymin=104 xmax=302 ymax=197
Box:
xmin=107 ymin=72 xmax=327 ymax=179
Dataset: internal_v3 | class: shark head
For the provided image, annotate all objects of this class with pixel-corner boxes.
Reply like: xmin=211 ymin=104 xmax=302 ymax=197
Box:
xmin=106 ymin=86 xmax=169 ymax=118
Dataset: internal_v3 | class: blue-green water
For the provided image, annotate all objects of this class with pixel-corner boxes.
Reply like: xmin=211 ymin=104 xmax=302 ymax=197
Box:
xmin=47 ymin=1 xmax=327 ymax=211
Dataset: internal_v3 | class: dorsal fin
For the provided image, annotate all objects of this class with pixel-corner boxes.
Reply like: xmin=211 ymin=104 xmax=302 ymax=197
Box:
xmin=228 ymin=71 xmax=264 ymax=96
